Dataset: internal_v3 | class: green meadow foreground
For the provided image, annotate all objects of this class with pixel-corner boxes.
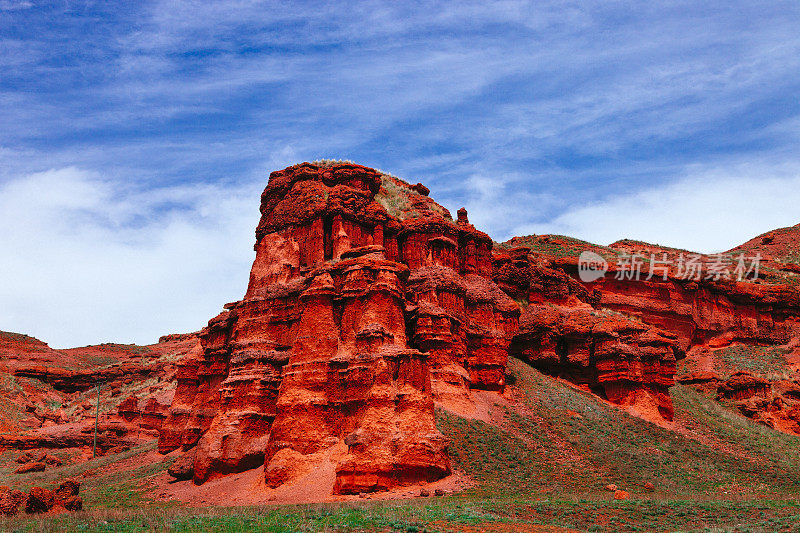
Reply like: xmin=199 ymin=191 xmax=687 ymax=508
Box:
xmin=5 ymin=360 xmax=800 ymax=532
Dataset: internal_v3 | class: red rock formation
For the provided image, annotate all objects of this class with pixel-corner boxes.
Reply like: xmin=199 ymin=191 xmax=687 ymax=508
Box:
xmin=14 ymin=462 xmax=45 ymax=474
xmin=678 ymin=367 xmax=800 ymax=434
xmin=0 ymin=330 xmax=196 ymax=444
xmin=25 ymin=487 xmax=54 ymax=514
xmin=54 ymin=480 xmax=80 ymax=506
xmin=159 ymin=162 xmax=522 ymax=492
xmin=573 ymin=271 xmax=799 ymax=351
xmin=494 ymin=247 xmax=681 ymax=420
xmin=499 ymin=235 xmax=800 ymax=354
xmin=0 ymin=488 xmax=26 ymax=516
xmin=513 ymin=239 xmax=800 ymax=352
xmin=9 ymin=158 xmax=800 ymax=491
xmin=509 ymin=304 xmax=680 ymax=420
xmin=0 ymin=331 xmax=191 ymax=460
xmin=716 ymin=371 xmax=771 ymax=401
xmin=0 ymin=481 xmax=83 ymax=516
xmin=496 ymin=231 xmax=800 ymax=427
xmin=568 ymin=242 xmax=800 ymax=432
xmin=117 ymin=395 xmax=170 ymax=431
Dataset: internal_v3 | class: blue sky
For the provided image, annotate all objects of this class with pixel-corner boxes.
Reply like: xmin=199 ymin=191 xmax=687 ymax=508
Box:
xmin=2 ymin=0 xmax=800 ymax=346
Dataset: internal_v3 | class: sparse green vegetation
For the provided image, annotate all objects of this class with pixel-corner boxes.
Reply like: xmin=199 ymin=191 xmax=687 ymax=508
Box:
xmin=501 ymin=234 xmax=619 ymax=260
xmin=438 ymin=359 xmax=800 ymax=498
xmin=6 ymin=340 xmax=800 ymax=531
xmin=713 ymin=344 xmax=793 ymax=380
xmin=7 ymin=362 xmax=800 ymax=530
xmin=310 ymin=158 xmax=357 ymax=167
xmin=375 ymin=176 xmax=412 ymax=219
xmin=0 ymin=331 xmax=40 ymax=343
xmin=0 ymin=443 xmax=165 ymax=495
xmin=8 ymin=496 xmax=800 ymax=532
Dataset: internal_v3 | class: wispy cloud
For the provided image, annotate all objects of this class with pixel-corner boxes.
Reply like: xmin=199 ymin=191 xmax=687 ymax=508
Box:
xmin=0 ymin=1 xmax=32 ymax=11
xmin=0 ymin=167 xmax=261 ymax=347
xmin=2 ymin=1 xmax=800 ymax=344
xmin=517 ymin=160 xmax=800 ymax=253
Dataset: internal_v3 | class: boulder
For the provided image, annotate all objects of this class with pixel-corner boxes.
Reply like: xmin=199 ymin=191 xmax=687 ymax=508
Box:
xmin=63 ymin=496 xmax=82 ymax=511
xmin=0 ymin=487 xmax=22 ymax=516
xmin=25 ymin=487 xmax=54 ymax=513
xmin=55 ymin=480 xmax=80 ymax=502
xmin=15 ymin=462 xmax=45 ymax=474
xmin=167 ymin=450 xmax=196 ymax=481
xmin=14 ymin=452 xmax=32 ymax=464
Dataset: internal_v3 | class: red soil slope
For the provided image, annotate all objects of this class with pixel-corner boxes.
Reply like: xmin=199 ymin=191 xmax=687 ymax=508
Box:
xmin=0 ymin=331 xmax=198 ymax=458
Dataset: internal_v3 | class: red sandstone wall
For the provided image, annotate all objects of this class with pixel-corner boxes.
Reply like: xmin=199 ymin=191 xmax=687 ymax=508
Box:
xmin=159 ymin=162 xmax=517 ymax=492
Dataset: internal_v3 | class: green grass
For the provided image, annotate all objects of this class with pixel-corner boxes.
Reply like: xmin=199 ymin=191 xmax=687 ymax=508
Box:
xmin=436 ymin=409 xmax=562 ymax=495
xmin=8 ymin=358 xmax=800 ymax=531
xmin=1 ymin=499 xmax=501 ymax=532
xmin=8 ymin=498 xmax=800 ymax=532
xmin=374 ymin=176 xmax=411 ymax=220
xmin=0 ymin=442 xmax=172 ymax=505
xmin=438 ymin=358 xmax=800 ymax=497
xmin=713 ymin=344 xmax=793 ymax=380
xmin=501 ymin=234 xmax=618 ymax=260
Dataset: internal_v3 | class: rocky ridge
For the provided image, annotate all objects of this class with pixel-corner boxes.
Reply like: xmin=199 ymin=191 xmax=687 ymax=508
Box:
xmin=158 ymin=161 xmax=776 ymax=493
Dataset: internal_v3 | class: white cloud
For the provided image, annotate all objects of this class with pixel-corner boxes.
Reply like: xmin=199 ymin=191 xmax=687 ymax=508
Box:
xmin=0 ymin=168 xmax=262 ymax=348
xmin=0 ymin=1 xmax=32 ymax=11
xmin=435 ymin=171 xmax=561 ymax=241
xmin=515 ymin=161 xmax=800 ymax=253
xmin=3 ymin=1 xmax=800 ymax=347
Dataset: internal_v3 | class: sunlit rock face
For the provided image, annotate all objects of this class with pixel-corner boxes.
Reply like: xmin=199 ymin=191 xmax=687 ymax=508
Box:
xmin=495 ymin=236 xmax=800 ymax=428
xmin=494 ymin=247 xmax=682 ymax=421
xmin=159 ymin=162 xmax=520 ymax=492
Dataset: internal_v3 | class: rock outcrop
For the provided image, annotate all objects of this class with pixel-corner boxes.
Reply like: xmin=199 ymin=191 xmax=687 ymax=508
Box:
xmin=8 ymin=159 xmax=800 ymax=494
xmin=495 ymin=247 xmax=682 ymax=419
xmin=678 ymin=347 xmax=800 ymax=434
xmin=708 ymin=371 xmax=800 ymax=435
xmin=499 ymin=234 xmax=800 ymax=429
xmin=0 ymin=330 xmax=196 ymax=473
xmin=0 ymin=481 xmax=83 ymax=516
xmin=166 ymin=161 xmax=792 ymax=486
xmin=159 ymin=162 xmax=519 ymax=493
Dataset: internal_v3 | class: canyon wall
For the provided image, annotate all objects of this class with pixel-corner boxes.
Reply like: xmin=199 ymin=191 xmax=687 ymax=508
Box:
xmin=158 ymin=163 xmax=517 ymax=493
xmin=158 ymin=162 xmax=800 ymax=491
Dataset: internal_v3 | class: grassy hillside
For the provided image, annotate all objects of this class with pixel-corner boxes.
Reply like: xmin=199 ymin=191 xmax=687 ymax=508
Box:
xmin=8 ymin=359 xmax=800 ymax=531
xmin=438 ymin=358 xmax=800 ymax=498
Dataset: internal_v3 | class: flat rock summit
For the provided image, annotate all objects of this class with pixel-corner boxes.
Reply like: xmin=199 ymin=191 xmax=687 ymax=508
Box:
xmin=3 ymin=161 xmax=800 ymax=509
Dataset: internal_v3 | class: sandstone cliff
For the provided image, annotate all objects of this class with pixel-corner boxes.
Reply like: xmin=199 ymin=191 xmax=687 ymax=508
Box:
xmin=158 ymin=162 xmax=518 ymax=493
xmin=156 ymin=162 xmax=800 ymax=492
xmin=500 ymin=234 xmax=800 ymax=430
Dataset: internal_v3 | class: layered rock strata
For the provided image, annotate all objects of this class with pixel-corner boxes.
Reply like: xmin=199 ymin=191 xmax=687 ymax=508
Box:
xmin=158 ymin=161 xmax=800 ymax=489
xmin=494 ymin=247 xmax=682 ymax=419
xmin=159 ymin=163 xmax=517 ymax=492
